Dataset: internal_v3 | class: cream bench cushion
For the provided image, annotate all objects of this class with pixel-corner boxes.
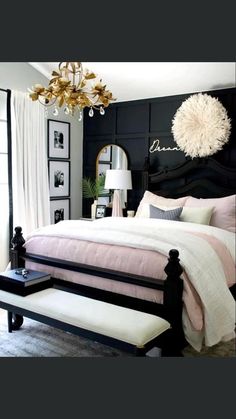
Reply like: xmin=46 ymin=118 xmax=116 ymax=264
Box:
xmin=0 ymin=288 xmax=170 ymax=348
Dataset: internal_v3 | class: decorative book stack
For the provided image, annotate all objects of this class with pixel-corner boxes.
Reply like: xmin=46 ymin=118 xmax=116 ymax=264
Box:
xmin=0 ymin=269 xmax=52 ymax=296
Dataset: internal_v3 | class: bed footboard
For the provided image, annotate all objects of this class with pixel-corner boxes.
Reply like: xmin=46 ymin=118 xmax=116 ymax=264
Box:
xmin=9 ymin=226 xmax=186 ymax=354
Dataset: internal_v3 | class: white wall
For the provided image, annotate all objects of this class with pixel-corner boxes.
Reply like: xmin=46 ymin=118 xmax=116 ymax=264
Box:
xmin=0 ymin=62 xmax=83 ymax=220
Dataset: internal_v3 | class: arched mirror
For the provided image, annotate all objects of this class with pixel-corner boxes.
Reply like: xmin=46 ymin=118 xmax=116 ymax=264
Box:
xmin=96 ymin=145 xmax=128 ymax=174
xmin=96 ymin=145 xmax=128 ymax=206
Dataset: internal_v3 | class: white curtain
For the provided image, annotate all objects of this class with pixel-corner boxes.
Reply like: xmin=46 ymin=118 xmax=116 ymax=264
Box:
xmin=11 ymin=91 xmax=50 ymax=238
xmin=0 ymin=91 xmax=9 ymax=271
xmin=0 ymin=185 xmax=9 ymax=271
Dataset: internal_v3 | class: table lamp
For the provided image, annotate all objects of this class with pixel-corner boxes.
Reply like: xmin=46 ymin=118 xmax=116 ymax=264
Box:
xmin=105 ymin=169 xmax=132 ymax=217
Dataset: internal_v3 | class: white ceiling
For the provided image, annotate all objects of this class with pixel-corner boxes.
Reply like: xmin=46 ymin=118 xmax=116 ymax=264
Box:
xmin=29 ymin=62 xmax=236 ymax=102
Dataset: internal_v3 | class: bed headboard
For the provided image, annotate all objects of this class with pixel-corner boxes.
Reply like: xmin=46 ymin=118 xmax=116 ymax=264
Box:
xmin=143 ymin=158 xmax=236 ymax=199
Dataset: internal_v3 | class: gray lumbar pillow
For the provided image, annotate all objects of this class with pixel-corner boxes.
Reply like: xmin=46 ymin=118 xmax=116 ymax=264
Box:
xmin=149 ymin=205 xmax=183 ymax=221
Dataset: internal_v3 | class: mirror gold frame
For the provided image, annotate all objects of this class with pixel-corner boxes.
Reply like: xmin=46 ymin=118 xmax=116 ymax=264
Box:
xmin=96 ymin=144 xmax=128 ymax=178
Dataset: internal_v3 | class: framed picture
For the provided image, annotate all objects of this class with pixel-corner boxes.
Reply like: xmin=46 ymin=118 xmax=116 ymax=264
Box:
xmin=50 ymin=199 xmax=70 ymax=224
xmin=48 ymin=119 xmax=70 ymax=159
xmin=99 ymin=145 xmax=111 ymax=162
xmin=97 ymin=162 xmax=111 ymax=178
xmin=49 ymin=160 xmax=70 ymax=197
xmin=98 ymin=195 xmax=110 ymax=206
xmin=95 ymin=204 xmax=106 ymax=219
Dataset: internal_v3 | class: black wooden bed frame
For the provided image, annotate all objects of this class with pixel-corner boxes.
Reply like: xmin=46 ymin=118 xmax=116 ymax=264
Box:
xmin=8 ymin=157 xmax=236 ymax=356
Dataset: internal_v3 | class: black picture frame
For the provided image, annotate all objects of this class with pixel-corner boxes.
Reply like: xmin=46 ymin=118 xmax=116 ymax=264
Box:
xmin=50 ymin=198 xmax=70 ymax=224
xmin=95 ymin=204 xmax=106 ymax=219
xmin=48 ymin=119 xmax=70 ymax=159
xmin=49 ymin=160 xmax=70 ymax=198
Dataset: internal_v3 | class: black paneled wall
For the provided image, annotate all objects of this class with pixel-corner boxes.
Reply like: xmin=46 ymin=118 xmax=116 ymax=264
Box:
xmin=83 ymin=87 xmax=236 ymax=216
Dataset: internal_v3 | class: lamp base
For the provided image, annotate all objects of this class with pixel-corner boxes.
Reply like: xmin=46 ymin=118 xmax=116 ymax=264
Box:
xmin=112 ymin=190 xmax=123 ymax=217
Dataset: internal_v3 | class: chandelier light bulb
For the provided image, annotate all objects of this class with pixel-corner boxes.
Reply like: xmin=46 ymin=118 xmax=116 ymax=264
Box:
xmin=100 ymin=106 xmax=105 ymax=115
xmin=64 ymin=106 xmax=70 ymax=115
xmin=89 ymin=107 xmax=94 ymax=117
xmin=53 ymin=107 xmax=59 ymax=116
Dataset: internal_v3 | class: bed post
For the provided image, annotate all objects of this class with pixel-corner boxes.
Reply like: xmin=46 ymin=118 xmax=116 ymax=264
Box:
xmin=10 ymin=226 xmax=26 ymax=269
xmin=162 ymin=249 xmax=186 ymax=355
xmin=8 ymin=226 xmax=25 ymax=330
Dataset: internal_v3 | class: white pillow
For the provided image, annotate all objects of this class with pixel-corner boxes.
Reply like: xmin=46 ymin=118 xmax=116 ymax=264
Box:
xmin=138 ymin=203 xmax=214 ymax=225
xmin=180 ymin=206 xmax=214 ymax=225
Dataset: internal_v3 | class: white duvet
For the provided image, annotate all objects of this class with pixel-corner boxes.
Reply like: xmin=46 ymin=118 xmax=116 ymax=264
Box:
xmin=26 ymin=217 xmax=236 ymax=351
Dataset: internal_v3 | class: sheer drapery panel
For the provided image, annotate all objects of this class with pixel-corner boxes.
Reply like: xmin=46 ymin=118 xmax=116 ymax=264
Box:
xmin=11 ymin=91 xmax=50 ymax=238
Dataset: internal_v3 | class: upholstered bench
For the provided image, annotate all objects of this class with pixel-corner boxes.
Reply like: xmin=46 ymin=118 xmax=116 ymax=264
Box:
xmin=0 ymin=288 xmax=171 ymax=356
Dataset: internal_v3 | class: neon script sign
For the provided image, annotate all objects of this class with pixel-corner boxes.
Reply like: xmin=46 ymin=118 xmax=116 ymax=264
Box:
xmin=149 ymin=139 xmax=180 ymax=153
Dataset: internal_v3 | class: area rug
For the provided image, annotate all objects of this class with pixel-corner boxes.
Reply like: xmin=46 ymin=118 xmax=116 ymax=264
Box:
xmin=0 ymin=310 xmax=235 ymax=357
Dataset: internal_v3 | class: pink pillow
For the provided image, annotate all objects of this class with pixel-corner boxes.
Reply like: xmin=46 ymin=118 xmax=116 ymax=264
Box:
xmin=136 ymin=191 xmax=189 ymax=217
xmin=185 ymin=195 xmax=236 ymax=232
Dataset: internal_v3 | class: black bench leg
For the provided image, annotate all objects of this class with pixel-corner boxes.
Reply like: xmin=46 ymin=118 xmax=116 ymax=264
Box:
xmin=7 ymin=312 xmax=24 ymax=332
xmin=7 ymin=311 xmax=13 ymax=333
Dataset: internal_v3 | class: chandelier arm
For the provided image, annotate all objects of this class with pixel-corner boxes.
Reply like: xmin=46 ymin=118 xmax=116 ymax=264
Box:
xmin=59 ymin=62 xmax=83 ymax=75
xmin=80 ymin=91 xmax=106 ymax=102
xmin=91 ymin=97 xmax=105 ymax=107
xmin=59 ymin=62 xmax=83 ymax=86
xmin=38 ymin=96 xmax=57 ymax=107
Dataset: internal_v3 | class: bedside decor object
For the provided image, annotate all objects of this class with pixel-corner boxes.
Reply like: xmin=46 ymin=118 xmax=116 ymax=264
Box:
xmin=28 ymin=62 xmax=115 ymax=120
xmin=48 ymin=119 xmax=70 ymax=159
xmin=171 ymin=93 xmax=231 ymax=158
xmin=95 ymin=204 xmax=106 ymax=219
xmin=82 ymin=175 xmax=106 ymax=219
xmin=105 ymin=169 xmax=132 ymax=217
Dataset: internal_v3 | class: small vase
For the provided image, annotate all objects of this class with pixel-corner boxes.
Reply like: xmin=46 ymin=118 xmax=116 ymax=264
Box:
xmin=91 ymin=200 xmax=98 ymax=219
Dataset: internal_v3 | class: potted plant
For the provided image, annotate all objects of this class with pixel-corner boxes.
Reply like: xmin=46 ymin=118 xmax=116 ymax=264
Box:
xmin=82 ymin=174 xmax=106 ymax=218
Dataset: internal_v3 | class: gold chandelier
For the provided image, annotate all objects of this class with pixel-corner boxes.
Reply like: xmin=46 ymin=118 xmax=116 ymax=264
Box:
xmin=28 ymin=62 xmax=115 ymax=121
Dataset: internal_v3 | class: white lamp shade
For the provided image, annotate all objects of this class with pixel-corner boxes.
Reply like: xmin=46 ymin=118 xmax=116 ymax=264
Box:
xmin=105 ymin=169 xmax=132 ymax=190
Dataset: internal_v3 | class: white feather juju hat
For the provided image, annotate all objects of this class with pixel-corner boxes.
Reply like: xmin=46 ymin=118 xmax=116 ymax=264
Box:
xmin=171 ymin=93 xmax=231 ymax=158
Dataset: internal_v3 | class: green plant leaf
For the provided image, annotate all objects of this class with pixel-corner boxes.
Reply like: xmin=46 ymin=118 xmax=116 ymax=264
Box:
xmin=82 ymin=174 xmax=106 ymax=200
